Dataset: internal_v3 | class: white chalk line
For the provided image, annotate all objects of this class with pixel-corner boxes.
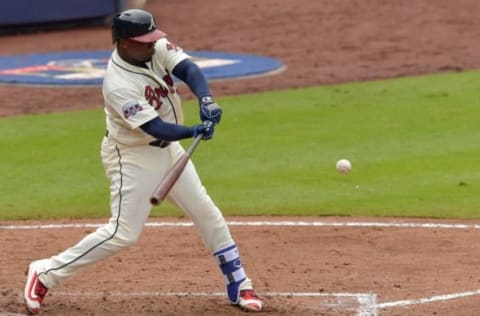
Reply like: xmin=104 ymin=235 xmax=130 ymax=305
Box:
xmin=375 ymin=288 xmax=480 ymax=309
xmin=2 ymin=220 xmax=480 ymax=230
xmin=52 ymin=290 xmax=370 ymax=298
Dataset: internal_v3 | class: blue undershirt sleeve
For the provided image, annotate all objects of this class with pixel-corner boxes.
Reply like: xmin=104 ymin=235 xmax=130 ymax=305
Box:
xmin=172 ymin=59 xmax=211 ymax=99
xmin=140 ymin=117 xmax=194 ymax=141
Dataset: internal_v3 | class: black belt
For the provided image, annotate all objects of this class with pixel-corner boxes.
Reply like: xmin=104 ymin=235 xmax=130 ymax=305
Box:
xmin=105 ymin=130 xmax=170 ymax=148
xmin=149 ymin=140 xmax=170 ymax=148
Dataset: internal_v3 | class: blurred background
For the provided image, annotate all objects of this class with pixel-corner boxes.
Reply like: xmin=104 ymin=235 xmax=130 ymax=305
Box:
xmin=0 ymin=0 xmax=146 ymax=34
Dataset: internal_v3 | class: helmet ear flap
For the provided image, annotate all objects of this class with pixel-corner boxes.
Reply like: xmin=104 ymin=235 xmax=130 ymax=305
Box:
xmin=112 ymin=14 xmax=122 ymax=43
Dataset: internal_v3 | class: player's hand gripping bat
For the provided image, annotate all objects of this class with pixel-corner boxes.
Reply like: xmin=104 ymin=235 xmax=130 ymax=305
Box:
xmin=150 ymin=134 xmax=203 ymax=206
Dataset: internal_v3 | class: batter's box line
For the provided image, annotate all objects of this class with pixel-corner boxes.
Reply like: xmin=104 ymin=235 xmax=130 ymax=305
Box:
xmin=3 ymin=220 xmax=480 ymax=230
xmin=374 ymin=288 xmax=480 ymax=310
xmin=50 ymin=290 xmax=378 ymax=316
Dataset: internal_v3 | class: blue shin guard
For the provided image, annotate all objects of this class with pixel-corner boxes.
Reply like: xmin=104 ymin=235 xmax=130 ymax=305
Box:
xmin=214 ymin=244 xmax=246 ymax=304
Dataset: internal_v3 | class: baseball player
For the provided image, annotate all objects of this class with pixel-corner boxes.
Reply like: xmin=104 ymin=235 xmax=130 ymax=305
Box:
xmin=24 ymin=9 xmax=262 ymax=314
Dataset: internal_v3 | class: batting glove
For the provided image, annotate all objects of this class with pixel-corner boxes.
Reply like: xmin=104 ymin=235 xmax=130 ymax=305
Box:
xmin=200 ymin=96 xmax=222 ymax=125
xmin=192 ymin=120 xmax=214 ymax=140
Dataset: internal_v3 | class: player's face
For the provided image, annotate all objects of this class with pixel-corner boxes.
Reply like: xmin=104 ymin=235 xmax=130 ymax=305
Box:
xmin=119 ymin=39 xmax=156 ymax=64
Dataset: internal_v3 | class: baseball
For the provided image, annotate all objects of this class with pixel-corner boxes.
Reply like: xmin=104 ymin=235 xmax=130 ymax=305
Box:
xmin=336 ymin=159 xmax=352 ymax=174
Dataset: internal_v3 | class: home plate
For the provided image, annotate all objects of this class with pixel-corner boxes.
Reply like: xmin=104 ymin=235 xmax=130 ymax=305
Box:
xmin=260 ymin=292 xmax=378 ymax=315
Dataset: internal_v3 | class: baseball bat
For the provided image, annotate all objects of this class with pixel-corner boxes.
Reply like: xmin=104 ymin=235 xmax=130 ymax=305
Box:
xmin=150 ymin=134 xmax=203 ymax=206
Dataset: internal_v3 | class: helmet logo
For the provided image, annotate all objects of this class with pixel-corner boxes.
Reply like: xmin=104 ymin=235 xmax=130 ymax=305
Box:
xmin=149 ymin=17 xmax=155 ymax=31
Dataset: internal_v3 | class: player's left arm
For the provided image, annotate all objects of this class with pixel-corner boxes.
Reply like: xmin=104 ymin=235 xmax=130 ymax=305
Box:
xmin=172 ymin=59 xmax=223 ymax=125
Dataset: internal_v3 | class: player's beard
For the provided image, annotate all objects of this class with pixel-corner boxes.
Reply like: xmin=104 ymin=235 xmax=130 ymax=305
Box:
xmin=139 ymin=47 xmax=155 ymax=63
xmin=119 ymin=40 xmax=156 ymax=66
xmin=129 ymin=50 xmax=154 ymax=67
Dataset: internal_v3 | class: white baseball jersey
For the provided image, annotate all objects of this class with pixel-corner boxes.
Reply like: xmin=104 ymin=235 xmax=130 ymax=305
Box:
xmin=102 ymin=38 xmax=187 ymax=146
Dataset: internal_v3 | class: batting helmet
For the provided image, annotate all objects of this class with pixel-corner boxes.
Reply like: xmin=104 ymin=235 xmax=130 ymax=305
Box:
xmin=112 ymin=9 xmax=166 ymax=43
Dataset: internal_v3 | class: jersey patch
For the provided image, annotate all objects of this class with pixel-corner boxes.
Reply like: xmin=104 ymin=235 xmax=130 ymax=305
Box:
xmin=166 ymin=42 xmax=180 ymax=52
xmin=122 ymin=101 xmax=143 ymax=119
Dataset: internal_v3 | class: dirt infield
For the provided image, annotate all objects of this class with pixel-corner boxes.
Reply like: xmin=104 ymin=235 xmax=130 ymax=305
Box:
xmin=1 ymin=0 xmax=480 ymax=315
xmin=2 ymin=218 xmax=480 ymax=315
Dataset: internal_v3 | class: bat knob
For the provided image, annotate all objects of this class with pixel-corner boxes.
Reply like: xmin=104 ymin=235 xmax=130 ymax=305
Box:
xmin=150 ymin=197 xmax=161 ymax=205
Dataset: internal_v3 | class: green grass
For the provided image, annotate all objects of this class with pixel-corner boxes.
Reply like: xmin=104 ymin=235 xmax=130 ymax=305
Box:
xmin=1 ymin=70 xmax=480 ymax=220
xmin=0 ymin=111 xmax=109 ymax=219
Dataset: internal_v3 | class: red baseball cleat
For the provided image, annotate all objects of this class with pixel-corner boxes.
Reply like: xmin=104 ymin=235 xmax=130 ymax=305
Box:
xmin=237 ymin=289 xmax=263 ymax=312
xmin=24 ymin=261 xmax=49 ymax=314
